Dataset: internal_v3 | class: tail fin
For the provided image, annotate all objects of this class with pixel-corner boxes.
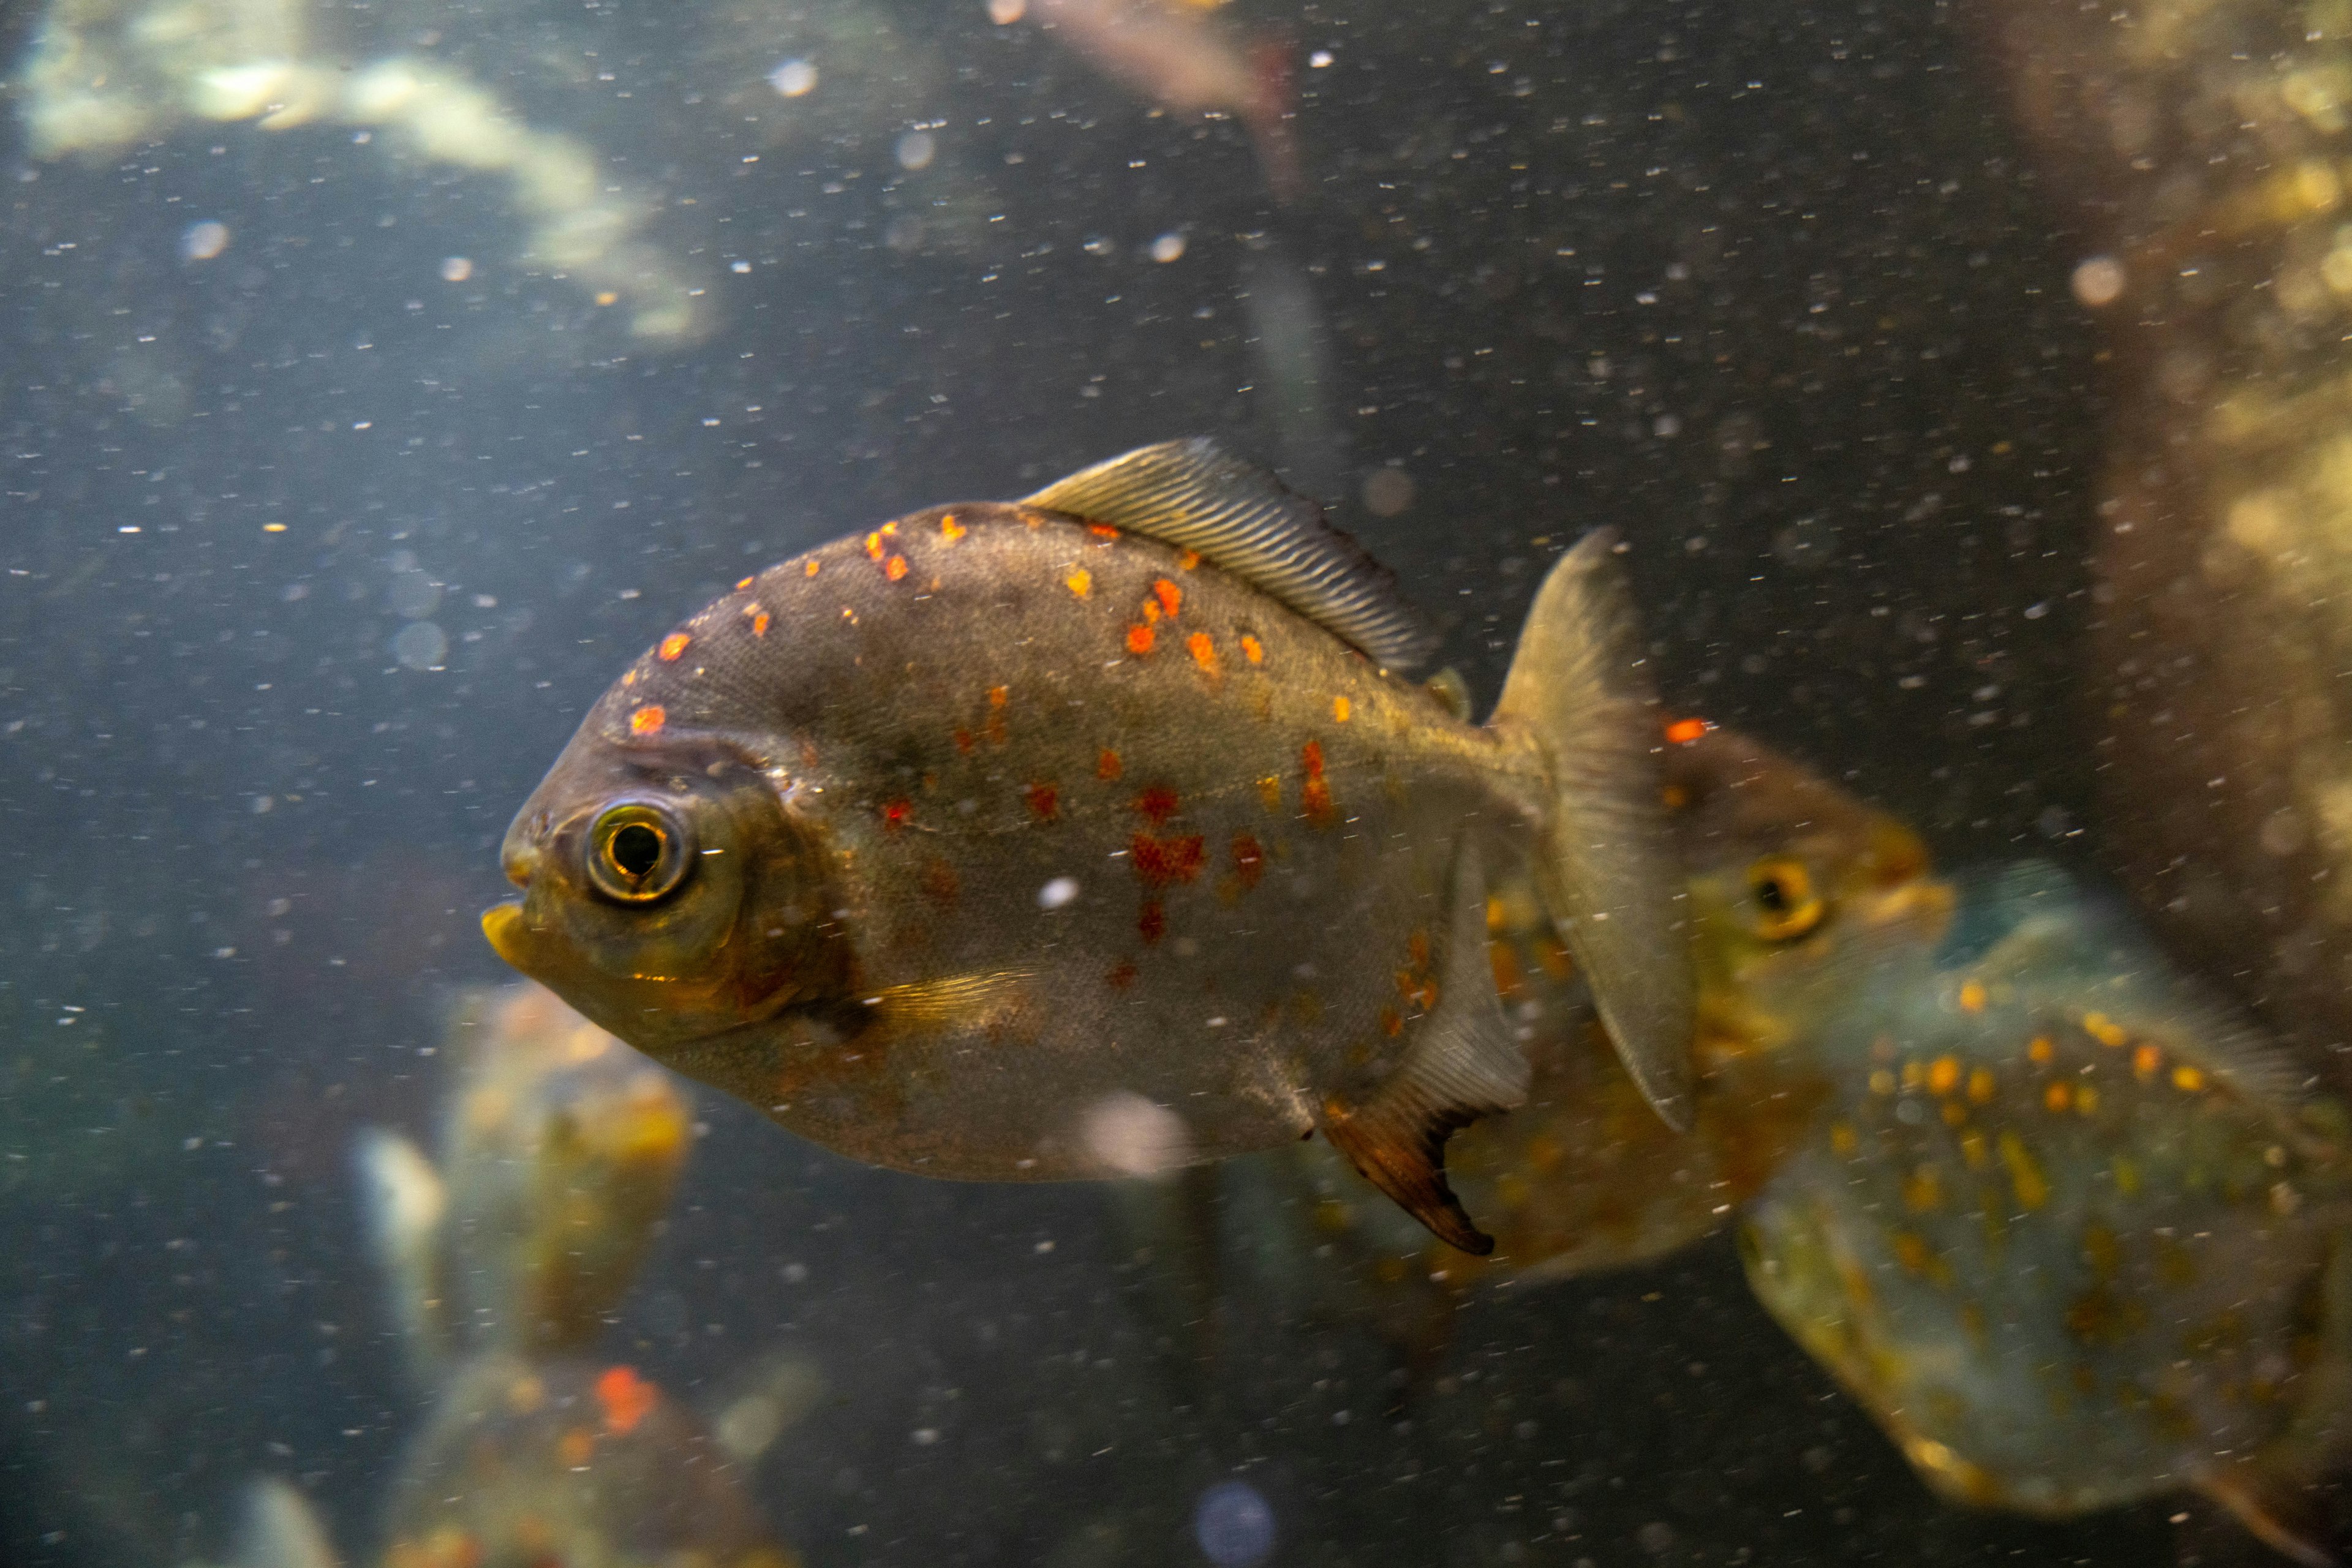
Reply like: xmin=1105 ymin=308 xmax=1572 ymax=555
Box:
xmin=232 ymin=1477 xmax=341 ymax=1568
xmin=1488 ymin=530 xmax=1695 ymax=1129
xmin=352 ymin=1127 xmax=448 ymax=1381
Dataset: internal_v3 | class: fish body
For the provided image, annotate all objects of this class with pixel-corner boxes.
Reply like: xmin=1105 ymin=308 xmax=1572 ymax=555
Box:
xmin=486 ymin=440 xmax=1694 ymax=1251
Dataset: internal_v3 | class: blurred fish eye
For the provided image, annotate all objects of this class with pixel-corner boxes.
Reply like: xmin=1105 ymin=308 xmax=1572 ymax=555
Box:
xmin=586 ymin=802 xmax=695 ymax=904
xmin=1746 ymin=856 xmax=1824 ymax=942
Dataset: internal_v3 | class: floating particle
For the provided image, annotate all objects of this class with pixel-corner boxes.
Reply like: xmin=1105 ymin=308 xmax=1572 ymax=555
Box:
xmin=989 ymin=0 xmax=1027 ymax=19
xmin=1038 ymin=876 xmax=1080 ymax=911
xmin=1310 ymin=50 xmax=1334 ymax=67
xmin=769 ymin=59 xmax=818 ymax=97
xmin=1194 ymin=1480 xmax=1275 ymax=1568
xmin=896 ymin=130 xmax=937 ymax=170
xmin=1150 ymin=232 xmax=1187 ymax=263
xmin=731 ymin=260 xmax=752 ymax=273
xmin=180 ymin=221 xmax=230 ymax=261
xmin=439 ymin=255 xmax=473 ymax=282
xmin=1362 ymin=467 xmax=1415 ymax=517
xmin=2071 ymin=255 xmax=2125 ymax=308
xmin=392 ymin=621 xmax=448 ymax=671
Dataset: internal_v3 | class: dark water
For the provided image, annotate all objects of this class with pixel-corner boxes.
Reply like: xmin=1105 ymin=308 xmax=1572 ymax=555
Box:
xmin=0 ymin=0 xmax=2202 ymax=1562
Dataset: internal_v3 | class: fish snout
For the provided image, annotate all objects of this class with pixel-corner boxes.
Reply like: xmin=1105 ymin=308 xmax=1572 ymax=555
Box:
xmin=481 ymin=901 xmax=532 ymax=970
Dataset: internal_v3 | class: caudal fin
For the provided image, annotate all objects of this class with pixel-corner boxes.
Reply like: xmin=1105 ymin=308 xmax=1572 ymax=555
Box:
xmin=1488 ymin=530 xmax=1695 ymax=1129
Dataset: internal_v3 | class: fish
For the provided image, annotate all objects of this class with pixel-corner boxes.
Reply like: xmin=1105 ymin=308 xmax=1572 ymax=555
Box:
xmin=355 ymin=981 xmax=693 ymax=1378
xmin=484 ymin=438 xmax=1696 ymax=1253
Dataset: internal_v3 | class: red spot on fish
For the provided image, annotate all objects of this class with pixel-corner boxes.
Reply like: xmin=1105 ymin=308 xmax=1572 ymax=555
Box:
xmin=736 ymin=575 xmax=755 ymax=591
xmin=865 ymin=532 xmax=886 ymax=561
xmin=1408 ymin=929 xmax=1431 ymax=968
xmin=630 ymin=705 xmax=666 ymax=736
xmin=986 ymin=685 xmax=1010 ymax=745
xmin=1025 ymin=783 xmax=1060 ymax=821
xmin=1177 ymin=549 xmax=1202 ymax=571
xmin=1231 ymin=832 xmax=1265 ymax=889
xmin=881 ymin=798 xmax=913 ymax=831
xmin=1126 ymin=624 xmax=1156 ymax=656
xmin=1380 ymin=1006 xmax=1403 ymax=1038
xmin=1300 ymin=739 xmax=1334 ymax=824
xmin=1665 ymin=715 xmax=1709 ymax=745
xmin=1137 ymin=900 xmax=1167 ymax=944
xmin=1151 ymin=578 xmax=1183 ymax=619
xmin=885 ymin=554 xmax=909 ymax=582
xmin=1088 ymin=522 xmax=1120 ymax=540
xmin=1097 ymin=749 xmax=1124 ymax=781
xmin=1108 ymin=961 xmax=1139 ymax=989
xmin=940 ymin=514 xmax=967 ymax=543
xmin=1131 ymin=832 xmax=1207 ymax=886
xmin=658 ymin=632 xmax=690 ymax=662
xmin=922 ymin=859 xmax=960 ymax=907
xmin=595 ymin=1365 xmax=657 ymax=1436
xmin=954 ymin=728 xmax=975 ymax=755
xmin=1186 ymin=631 xmax=1218 ymax=674
xmin=743 ymin=603 xmax=771 ymax=637
xmin=1134 ymin=785 xmax=1180 ymax=826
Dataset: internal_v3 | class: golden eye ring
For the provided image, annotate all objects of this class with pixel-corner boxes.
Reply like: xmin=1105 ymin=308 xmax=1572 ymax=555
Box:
xmin=1747 ymin=855 xmax=1825 ymax=942
xmin=586 ymin=802 xmax=694 ymax=903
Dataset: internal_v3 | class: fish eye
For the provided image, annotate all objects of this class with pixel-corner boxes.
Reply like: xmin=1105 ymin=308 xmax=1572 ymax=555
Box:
xmin=586 ymin=802 xmax=695 ymax=904
xmin=1746 ymin=856 xmax=1824 ymax=942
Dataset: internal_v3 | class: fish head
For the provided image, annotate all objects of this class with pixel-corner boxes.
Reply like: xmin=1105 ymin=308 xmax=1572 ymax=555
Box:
xmin=482 ymin=727 xmax=837 ymax=1054
xmin=1664 ymin=727 xmax=1950 ymax=1039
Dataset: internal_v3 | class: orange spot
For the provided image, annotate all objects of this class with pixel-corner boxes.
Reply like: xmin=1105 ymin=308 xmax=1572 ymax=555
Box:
xmin=658 ymin=632 xmax=690 ymax=662
xmin=1927 ymin=1055 xmax=1961 ymax=1096
xmin=1025 ymin=783 xmax=1059 ymax=821
xmin=940 ymin=514 xmax=966 ymax=543
xmin=2044 ymin=1081 xmax=2073 ymax=1112
xmin=1381 ymin=1006 xmax=1403 ymax=1037
xmin=885 ymin=554 xmax=909 ymax=582
xmin=2028 ymin=1035 xmax=2054 ymax=1065
xmin=1968 ymin=1068 xmax=1996 ymax=1103
xmin=1240 ymin=635 xmax=1264 ymax=665
xmin=1333 ymin=696 xmax=1352 ymax=723
xmin=1131 ymin=832 xmax=1207 ymax=885
xmin=2172 ymin=1065 xmax=2207 ymax=1093
xmin=1187 ymin=631 xmax=1218 ymax=673
xmin=804 ymin=559 xmax=821 ymax=578
xmin=865 ymin=532 xmax=886 ymax=560
xmin=1096 ymin=749 xmax=1124 ymax=781
xmin=881 ymin=798 xmax=913 ymax=831
xmin=1066 ymin=568 xmax=1093 ymax=598
xmin=1152 ymin=578 xmax=1183 ymax=619
xmin=630 ymin=706 xmax=666 ymax=736
xmin=1089 ymin=522 xmax=1120 ymax=539
xmin=736 ymin=575 xmax=755 ymax=591
xmin=1256 ymin=775 xmax=1282 ymax=811
xmin=1408 ymin=929 xmax=1431 ymax=968
xmin=595 ymin=1365 xmax=657 ymax=1437
xmin=1664 ymin=716 xmax=1709 ymax=745
xmin=1126 ymin=624 xmax=1156 ymax=656
xmin=989 ymin=685 xmax=1009 ymax=709
xmin=752 ymin=611 xmax=771 ymax=637
xmin=1137 ymin=900 xmax=1166 ymax=944
xmin=2084 ymin=1012 xmax=2128 ymax=1047
xmin=1142 ymin=598 xmax=1162 ymax=624
xmin=953 ymin=728 xmax=974 ymax=755
xmin=1108 ymin=961 xmax=1139 ymax=989
xmin=1231 ymin=832 xmax=1265 ymax=889
xmin=558 ymin=1427 xmax=595 ymax=1468
xmin=880 ymin=520 xmax=899 ymax=537
xmin=1134 ymin=785 xmax=1180 ymax=825
xmin=1178 ymin=549 xmax=1201 ymax=570
xmin=2134 ymin=1043 xmax=2163 ymax=1079
xmin=1959 ymin=980 xmax=1987 ymax=1013
xmin=1301 ymin=740 xmax=1334 ymax=824
xmin=622 ymin=669 xmax=637 ymax=687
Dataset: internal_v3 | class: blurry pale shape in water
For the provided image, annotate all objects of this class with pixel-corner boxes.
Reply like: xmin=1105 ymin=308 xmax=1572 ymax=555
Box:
xmin=1036 ymin=875 xmax=1081 ymax=910
xmin=439 ymin=255 xmax=472 ymax=282
xmin=2071 ymin=254 xmax=2125 ymax=308
xmin=1360 ymin=466 xmax=1415 ymax=517
xmin=179 ymin=219 xmax=229 ymax=261
xmin=391 ymin=621 xmax=447 ymax=671
xmin=989 ymin=0 xmax=1027 ymax=21
xmin=769 ymin=59 xmax=818 ymax=97
xmin=895 ymin=130 xmax=937 ymax=170
xmin=388 ymin=569 xmax=440 ymax=619
xmin=714 ymin=1356 xmax=827 ymax=1463
xmin=1150 ymin=230 xmax=1187 ymax=262
xmin=1193 ymin=1480 xmax=1275 ymax=1568
xmin=1081 ymin=1091 xmax=1191 ymax=1177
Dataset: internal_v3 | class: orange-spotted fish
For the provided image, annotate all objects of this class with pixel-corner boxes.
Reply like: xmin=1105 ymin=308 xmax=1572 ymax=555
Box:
xmin=1735 ymin=859 xmax=2352 ymax=1564
xmin=483 ymin=439 xmax=1695 ymax=1253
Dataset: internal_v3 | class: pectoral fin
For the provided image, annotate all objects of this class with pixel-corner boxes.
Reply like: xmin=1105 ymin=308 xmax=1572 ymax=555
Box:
xmin=1319 ymin=839 xmax=1530 ymax=1254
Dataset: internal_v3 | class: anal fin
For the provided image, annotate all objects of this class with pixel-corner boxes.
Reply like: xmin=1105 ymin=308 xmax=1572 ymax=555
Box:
xmin=1319 ymin=838 xmax=1531 ymax=1255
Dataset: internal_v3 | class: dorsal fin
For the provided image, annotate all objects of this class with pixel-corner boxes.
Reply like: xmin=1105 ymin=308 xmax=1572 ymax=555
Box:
xmin=1019 ymin=438 xmax=1439 ymax=670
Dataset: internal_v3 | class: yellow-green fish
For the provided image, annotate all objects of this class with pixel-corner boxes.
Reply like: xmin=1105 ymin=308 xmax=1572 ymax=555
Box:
xmin=481 ymin=440 xmax=1694 ymax=1251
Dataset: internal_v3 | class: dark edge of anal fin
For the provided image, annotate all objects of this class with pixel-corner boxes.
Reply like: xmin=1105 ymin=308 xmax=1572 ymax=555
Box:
xmin=2197 ymin=1469 xmax=2342 ymax=1568
xmin=1489 ymin=529 xmax=1696 ymax=1132
xmin=1017 ymin=438 xmax=1441 ymax=671
xmin=1317 ymin=838 xmax=1531 ymax=1256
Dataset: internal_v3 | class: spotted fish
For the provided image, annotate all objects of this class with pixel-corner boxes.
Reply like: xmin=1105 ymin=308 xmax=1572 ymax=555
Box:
xmin=482 ymin=439 xmax=1695 ymax=1251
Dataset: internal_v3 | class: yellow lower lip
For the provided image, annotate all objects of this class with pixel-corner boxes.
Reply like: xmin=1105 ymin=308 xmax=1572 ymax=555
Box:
xmin=481 ymin=902 xmax=530 ymax=969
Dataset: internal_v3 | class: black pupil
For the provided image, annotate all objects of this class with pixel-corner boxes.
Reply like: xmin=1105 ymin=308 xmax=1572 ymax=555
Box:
xmin=1755 ymin=875 xmax=1790 ymax=914
xmin=610 ymin=822 xmax=665 ymax=880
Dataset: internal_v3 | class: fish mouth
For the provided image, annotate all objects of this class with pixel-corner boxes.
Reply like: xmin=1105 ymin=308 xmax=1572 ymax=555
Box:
xmin=481 ymin=902 xmax=532 ymax=971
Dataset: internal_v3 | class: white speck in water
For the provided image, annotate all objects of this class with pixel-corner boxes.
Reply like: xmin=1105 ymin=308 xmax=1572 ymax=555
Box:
xmin=769 ymin=59 xmax=817 ymax=97
xmin=1038 ymin=876 xmax=1080 ymax=910
xmin=896 ymin=130 xmax=937 ymax=170
xmin=731 ymin=260 xmax=752 ymax=273
xmin=180 ymin=221 xmax=230 ymax=262
xmin=2071 ymin=254 xmax=2125 ymax=308
xmin=439 ymin=256 xmax=472 ymax=282
xmin=1310 ymin=49 xmax=1334 ymax=67
xmin=1149 ymin=232 xmax=1186 ymax=263
xmin=1084 ymin=235 xmax=1115 ymax=257
xmin=392 ymin=620 xmax=447 ymax=671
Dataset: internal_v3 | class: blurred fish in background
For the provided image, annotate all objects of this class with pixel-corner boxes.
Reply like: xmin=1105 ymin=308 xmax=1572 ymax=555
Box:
xmin=1126 ymin=727 xmax=2352 ymax=1562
